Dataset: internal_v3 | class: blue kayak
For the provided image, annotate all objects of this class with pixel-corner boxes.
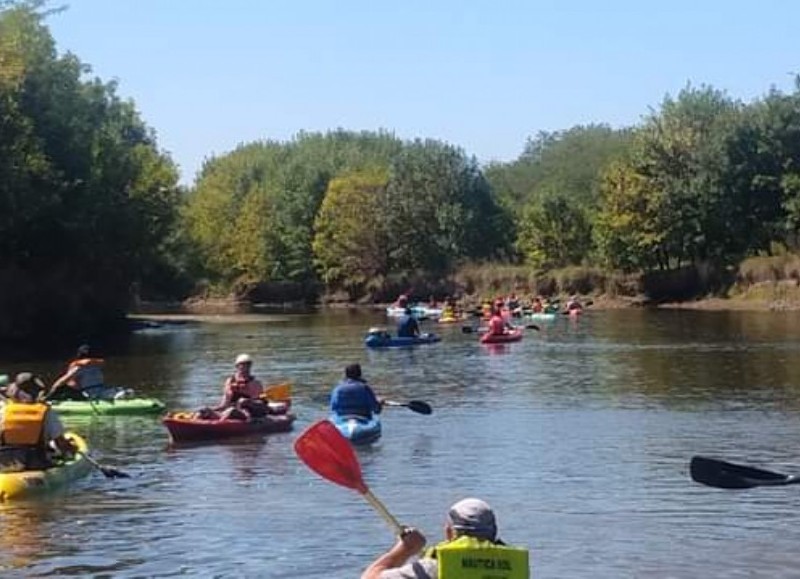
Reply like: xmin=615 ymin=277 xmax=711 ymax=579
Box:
xmin=364 ymin=330 xmax=441 ymax=348
xmin=329 ymin=414 xmax=382 ymax=445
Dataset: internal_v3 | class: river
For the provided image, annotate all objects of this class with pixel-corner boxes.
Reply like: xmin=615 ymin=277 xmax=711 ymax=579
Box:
xmin=2 ymin=308 xmax=800 ymax=578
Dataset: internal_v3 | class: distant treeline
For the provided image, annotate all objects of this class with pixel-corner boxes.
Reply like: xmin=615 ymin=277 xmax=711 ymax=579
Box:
xmin=4 ymin=1 xmax=800 ymax=344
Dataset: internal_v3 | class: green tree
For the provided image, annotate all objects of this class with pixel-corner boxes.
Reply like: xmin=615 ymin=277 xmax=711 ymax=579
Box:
xmin=516 ymin=195 xmax=592 ymax=269
xmin=313 ymin=167 xmax=390 ymax=294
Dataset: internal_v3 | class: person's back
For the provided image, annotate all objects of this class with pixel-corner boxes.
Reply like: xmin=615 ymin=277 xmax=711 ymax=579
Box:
xmin=330 ymin=364 xmax=382 ymax=418
xmin=488 ymin=309 xmax=507 ymax=336
xmin=0 ymin=373 xmax=73 ymax=470
xmin=362 ymin=497 xmax=529 ymax=579
xmin=397 ymin=309 xmax=420 ymax=338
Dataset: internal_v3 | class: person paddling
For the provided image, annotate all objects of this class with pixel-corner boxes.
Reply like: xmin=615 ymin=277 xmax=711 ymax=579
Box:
xmin=361 ymin=497 xmax=529 ymax=579
xmin=330 ymin=364 xmax=383 ymax=419
xmin=396 ymin=307 xmax=421 ymax=338
xmin=212 ymin=354 xmax=268 ymax=420
xmin=0 ymin=373 xmax=76 ymax=472
xmin=48 ymin=344 xmax=113 ymax=401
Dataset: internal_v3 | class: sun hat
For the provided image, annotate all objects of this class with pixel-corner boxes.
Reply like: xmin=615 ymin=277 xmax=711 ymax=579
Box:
xmin=235 ymin=353 xmax=252 ymax=365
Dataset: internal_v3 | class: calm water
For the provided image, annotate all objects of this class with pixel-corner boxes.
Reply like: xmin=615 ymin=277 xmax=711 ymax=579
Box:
xmin=3 ymin=309 xmax=800 ymax=578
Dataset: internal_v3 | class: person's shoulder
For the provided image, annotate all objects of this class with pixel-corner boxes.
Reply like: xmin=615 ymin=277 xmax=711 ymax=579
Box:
xmin=379 ymin=559 xmax=436 ymax=579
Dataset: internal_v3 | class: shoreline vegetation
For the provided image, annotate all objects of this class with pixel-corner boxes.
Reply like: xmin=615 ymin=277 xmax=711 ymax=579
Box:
xmin=6 ymin=4 xmax=800 ymax=347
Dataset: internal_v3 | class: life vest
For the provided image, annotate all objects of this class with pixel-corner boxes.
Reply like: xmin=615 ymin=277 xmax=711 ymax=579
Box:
xmin=228 ymin=374 xmax=257 ymax=400
xmin=426 ymin=535 xmax=529 ymax=579
xmin=0 ymin=402 xmax=48 ymax=447
xmin=69 ymin=358 xmax=105 ymax=389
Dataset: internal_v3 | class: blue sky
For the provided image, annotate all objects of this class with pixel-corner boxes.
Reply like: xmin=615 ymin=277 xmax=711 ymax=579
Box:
xmin=46 ymin=0 xmax=799 ymax=184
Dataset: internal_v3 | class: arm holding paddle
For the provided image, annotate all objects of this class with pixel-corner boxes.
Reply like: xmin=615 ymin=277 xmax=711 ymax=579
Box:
xmin=361 ymin=528 xmax=427 ymax=579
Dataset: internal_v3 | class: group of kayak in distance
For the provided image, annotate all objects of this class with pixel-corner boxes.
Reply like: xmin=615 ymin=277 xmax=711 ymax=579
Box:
xmin=369 ymin=293 xmax=587 ymax=347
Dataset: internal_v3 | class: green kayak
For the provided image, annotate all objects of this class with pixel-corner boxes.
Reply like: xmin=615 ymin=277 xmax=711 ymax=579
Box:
xmin=50 ymin=397 xmax=166 ymax=416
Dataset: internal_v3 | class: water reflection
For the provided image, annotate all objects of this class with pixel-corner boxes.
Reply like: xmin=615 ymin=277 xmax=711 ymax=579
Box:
xmin=3 ymin=309 xmax=800 ymax=576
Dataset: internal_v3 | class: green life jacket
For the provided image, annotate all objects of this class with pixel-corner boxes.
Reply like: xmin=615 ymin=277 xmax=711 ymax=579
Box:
xmin=425 ymin=535 xmax=530 ymax=579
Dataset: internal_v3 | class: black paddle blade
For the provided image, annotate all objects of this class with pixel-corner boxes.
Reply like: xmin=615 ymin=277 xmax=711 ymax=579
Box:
xmin=461 ymin=326 xmax=474 ymax=334
xmin=407 ymin=400 xmax=433 ymax=415
xmin=525 ymin=324 xmax=540 ymax=331
xmin=690 ymin=456 xmax=796 ymax=489
xmin=100 ymin=466 xmax=130 ymax=479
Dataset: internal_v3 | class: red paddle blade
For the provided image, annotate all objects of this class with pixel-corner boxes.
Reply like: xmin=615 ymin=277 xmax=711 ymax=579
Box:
xmin=294 ymin=420 xmax=368 ymax=494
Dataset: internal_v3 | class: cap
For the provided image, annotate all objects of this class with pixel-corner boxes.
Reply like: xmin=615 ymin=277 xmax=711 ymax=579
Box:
xmin=235 ymin=353 xmax=252 ymax=365
xmin=447 ymin=498 xmax=497 ymax=541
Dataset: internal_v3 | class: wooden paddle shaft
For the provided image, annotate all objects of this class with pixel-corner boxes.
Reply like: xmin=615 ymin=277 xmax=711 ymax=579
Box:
xmin=362 ymin=489 xmax=404 ymax=535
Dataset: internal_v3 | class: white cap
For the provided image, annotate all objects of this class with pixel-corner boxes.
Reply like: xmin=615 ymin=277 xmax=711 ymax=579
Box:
xmin=235 ymin=353 xmax=252 ymax=365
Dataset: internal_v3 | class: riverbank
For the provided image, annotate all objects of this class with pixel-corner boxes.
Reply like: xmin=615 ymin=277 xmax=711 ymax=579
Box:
xmin=132 ymin=285 xmax=800 ymax=319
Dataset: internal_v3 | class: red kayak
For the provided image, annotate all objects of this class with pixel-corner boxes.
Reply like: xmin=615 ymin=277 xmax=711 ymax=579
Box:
xmin=480 ymin=328 xmax=523 ymax=344
xmin=163 ymin=407 xmax=296 ymax=443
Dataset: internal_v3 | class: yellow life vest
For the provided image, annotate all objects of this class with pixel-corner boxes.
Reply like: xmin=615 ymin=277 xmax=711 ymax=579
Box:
xmin=429 ymin=535 xmax=530 ymax=579
xmin=1 ymin=402 xmax=48 ymax=447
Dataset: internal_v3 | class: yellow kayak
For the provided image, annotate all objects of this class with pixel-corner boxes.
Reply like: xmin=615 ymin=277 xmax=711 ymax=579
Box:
xmin=0 ymin=433 xmax=92 ymax=502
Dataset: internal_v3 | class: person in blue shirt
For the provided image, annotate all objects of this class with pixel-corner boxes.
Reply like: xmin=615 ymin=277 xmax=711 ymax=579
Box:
xmin=396 ymin=308 xmax=421 ymax=338
xmin=330 ymin=363 xmax=383 ymax=418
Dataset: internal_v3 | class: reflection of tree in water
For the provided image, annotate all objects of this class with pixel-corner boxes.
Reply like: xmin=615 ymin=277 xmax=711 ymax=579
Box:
xmin=0 ymin=503 xmax=62 ymax=569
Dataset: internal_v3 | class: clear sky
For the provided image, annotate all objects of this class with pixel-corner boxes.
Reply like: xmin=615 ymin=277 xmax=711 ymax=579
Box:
xmin=46 ymin=0 xmax=799 ymax=184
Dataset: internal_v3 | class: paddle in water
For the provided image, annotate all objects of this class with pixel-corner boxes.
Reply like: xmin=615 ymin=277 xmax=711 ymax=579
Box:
xmin=383 ymin=400 xmax=433 ymax=415
xmin=77 ymin=450 xmax=130 ymax=479
xmin=690 ymin=456 xmax=800 ymax=489
xmin=294 ymin=420 xmax=403 ymax=534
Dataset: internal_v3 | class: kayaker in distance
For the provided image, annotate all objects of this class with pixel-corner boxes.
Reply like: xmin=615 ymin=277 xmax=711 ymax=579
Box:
xmin=487 ymin=305 xmax=513 ymax=336
xmin=566 ymin=295 xmax=583 ymax=312
xmin=330 ymin=364 xmax=383 ymax=419
xmin=396 ymin=307 xmax=421 ymax=338
xmin=213 ymin=353 xmax=268 ymax=420
xmin=48 ymin=344 xmax=111 ymax=401
xmin=361 ymin=497 xmax=529 ymax=579
xmin=0 ymin=373 xmax=76 ymax=472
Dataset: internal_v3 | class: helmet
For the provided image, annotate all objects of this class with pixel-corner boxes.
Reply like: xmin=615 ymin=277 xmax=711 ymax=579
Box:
xmin=76 ymin=344 xmax=91 ymax=357
xmin=235 ymin=353 xmax=252 ymax=365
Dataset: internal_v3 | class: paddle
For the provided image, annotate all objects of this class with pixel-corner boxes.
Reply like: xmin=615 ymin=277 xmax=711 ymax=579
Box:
xmin=383 ymin=400 xmax=432 ymax=415
xmin=262 ymin=382 xmax=292 ymax=402
xmin=76 ymin=449 xmax=130 ymax=479
xmin=81 ymin=390 xmax=102 ymax=416
xmin=690 ymin=456 xmax=800 ymax=489
xmin=294 ymin=420 xmax=403 ymax=534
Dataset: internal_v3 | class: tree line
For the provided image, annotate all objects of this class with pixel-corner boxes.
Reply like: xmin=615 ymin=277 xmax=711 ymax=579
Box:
xmin=3 ymin=1 xmax=800 ymax=344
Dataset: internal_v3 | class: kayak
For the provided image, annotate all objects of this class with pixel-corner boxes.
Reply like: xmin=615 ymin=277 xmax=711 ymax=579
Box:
xmin=0 ymin=432 xmax=92 ymax=502
xmin=50 ymin=397 xmax=166 ymax=416
xmin=365 ymin=332 xmax=441 ymax=348
xmin=437 ymin=314 xmax=462 ymax=324
xmin=329 ymin=414 xmax=382 ymax=445
xmin=526 ymin=312 xmax=557 ymax=321
xmin=386 ymin=305 xmax=443 ymax=318
xmin=162 ymin=410 xmax=296 ymax=443
xmin=480 ymin=329 xmax=524 ymax=344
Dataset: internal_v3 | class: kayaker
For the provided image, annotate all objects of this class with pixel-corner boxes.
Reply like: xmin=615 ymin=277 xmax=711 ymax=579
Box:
xmin=396 ymin=308 xmax=421 ymax=338
xmin=361 ymin=497 xmax=529 ymax=579
xmin=215 ymin=353 xmax=267 ymax=419
xmin=48 ymin=344 xmax=113 ymax=401
xmin=330 ymin=363 xmax=382 ymax=419
xmin=566 ymin=295 xmax=583 ymax=312
xmin=0 ymin=373 xmax=76 ymax=472
xmin=487 ymin=306 xmax=510 ymax=336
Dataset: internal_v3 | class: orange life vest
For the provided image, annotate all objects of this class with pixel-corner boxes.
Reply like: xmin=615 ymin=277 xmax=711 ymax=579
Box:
xmin=1 ymin=402 xmax=48 ymax=447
